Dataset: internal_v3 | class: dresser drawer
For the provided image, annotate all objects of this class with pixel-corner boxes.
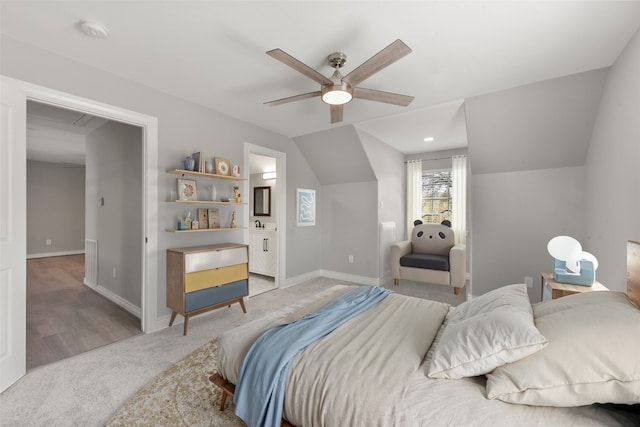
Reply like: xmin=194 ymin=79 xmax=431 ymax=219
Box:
xmin=185 ymin=279 xmax=248 ymax=312
xmin=184 ymin=247 xmax=248 ymax=273
xmin=184 ymin=263 xmax=248 ymax=292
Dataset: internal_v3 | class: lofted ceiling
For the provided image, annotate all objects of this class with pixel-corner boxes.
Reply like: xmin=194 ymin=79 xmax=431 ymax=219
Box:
xmin=3 ymin=1 xmax=640 ymax=155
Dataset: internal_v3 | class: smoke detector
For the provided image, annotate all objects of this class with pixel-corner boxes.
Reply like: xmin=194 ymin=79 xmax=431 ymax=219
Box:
xmin=79 ymin=20 xmax=109 ymax=39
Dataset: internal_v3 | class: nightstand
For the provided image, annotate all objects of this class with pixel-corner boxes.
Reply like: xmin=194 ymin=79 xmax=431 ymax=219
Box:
xmin=541 ymin=272 xmax=608 ymax=301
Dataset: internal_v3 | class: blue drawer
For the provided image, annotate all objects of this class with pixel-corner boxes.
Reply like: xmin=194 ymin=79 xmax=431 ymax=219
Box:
xmin=185 ymin=279 xmax=248 ymax=312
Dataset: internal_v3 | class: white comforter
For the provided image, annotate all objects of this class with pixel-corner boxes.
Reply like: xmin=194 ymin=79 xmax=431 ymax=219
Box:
xmin=217 ymin=285 xmax=639 ymax=426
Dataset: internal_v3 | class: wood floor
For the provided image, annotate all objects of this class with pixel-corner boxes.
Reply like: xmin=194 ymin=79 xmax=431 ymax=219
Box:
xmin=26 ymin=254 xmax=141 ymax=370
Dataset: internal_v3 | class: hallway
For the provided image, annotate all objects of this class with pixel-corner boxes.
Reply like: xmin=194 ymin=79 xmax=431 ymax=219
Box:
xmin=26 ymin=254 xmax=141 ymax=370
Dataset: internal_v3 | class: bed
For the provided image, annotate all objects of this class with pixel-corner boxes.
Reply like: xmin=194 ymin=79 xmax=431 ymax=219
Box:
xmin=210 ymin=240 xmax=640 ymax=426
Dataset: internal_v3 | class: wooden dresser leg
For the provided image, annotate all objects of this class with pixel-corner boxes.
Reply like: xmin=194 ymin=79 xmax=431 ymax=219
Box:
xmin=238 ymin=298 xmax=247 ymax=313
xmin=183 ymin=315 xmax=189 ymax=336
xmin=453 ymin=287 xmax=460 ymax=295
xmin=394 ymin=278 xmax=399 ymax=286
xmin=169 ymin=311 xmax=177 ymax=327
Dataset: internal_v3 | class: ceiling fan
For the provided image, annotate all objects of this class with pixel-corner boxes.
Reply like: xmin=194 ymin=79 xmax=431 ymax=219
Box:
xmin=264 ymin=39 xmax=415 ymax=124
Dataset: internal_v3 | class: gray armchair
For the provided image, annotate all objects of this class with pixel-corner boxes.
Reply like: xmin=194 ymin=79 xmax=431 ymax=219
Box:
xmin=391 ymin=222 xmax=466 ymax=295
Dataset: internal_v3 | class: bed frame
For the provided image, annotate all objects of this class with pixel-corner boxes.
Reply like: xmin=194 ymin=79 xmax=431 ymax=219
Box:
xmin=209 ymin=240 xmax=640 ymax=425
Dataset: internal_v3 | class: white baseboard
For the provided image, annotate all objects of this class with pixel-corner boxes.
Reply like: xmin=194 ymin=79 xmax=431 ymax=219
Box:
xmin=319 ymin=270 xmax=380 ymax=286
xmin=283 ymin=269 xmax=383 ymax=288
xmin=83 ymin=280 xmax=142 ymax=319
xmin=27 ymin=250 xmax=85 ymax=259
xmin=282 ymin=269 xmax=323 ymax=288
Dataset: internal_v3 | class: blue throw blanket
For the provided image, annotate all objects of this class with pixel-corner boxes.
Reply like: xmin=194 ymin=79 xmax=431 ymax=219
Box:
xmin=233 ymin=285 xmax=392 ymax=427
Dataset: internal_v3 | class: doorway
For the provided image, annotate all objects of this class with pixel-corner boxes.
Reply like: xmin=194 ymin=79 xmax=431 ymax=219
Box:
xmin=25 ymin=100 xmax=143 ymax=369
xmin=245 ymin=143 xmax=287 ymax=295
xmin=0 ymin=76 xmax=159 ymax=392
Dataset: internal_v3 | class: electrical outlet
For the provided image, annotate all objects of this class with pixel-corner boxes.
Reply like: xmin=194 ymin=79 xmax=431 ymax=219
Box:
xmin=524 ymin=276 xmax=533 ymax=288
xmin=348 ymin=255 xmax=354 ymax=264
xmin=46 ymin=239 xmax=52 ymax=246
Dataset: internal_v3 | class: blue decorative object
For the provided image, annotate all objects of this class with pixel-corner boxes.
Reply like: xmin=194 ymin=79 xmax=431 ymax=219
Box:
xmin=553 ymin=258 xmax=596 ymax=286
xmin=184 ymin=156 xmax=195 ymax=171
xmin=547 ymin=235 xmax=598 ymax=286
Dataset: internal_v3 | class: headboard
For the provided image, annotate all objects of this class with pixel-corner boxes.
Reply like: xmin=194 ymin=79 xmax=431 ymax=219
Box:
xmin=628 ymin=240 xmax=640 ymax=308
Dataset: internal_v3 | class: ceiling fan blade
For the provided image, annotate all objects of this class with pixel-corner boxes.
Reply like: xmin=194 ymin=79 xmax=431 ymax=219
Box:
xmin=264 ymin=91 xmax=321 ymax=106
xmin=330 ymin=104 xmax=343 ymax=123
xmin=353 ymin=87 xmax=414 ymax=106
xmin=267 ymin=49 xmax=333 ymax=86
xmin=343 ymin=39 xmax=412 ymax=87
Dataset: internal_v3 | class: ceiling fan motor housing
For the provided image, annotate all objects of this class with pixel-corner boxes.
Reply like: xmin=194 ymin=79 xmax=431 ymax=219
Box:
xmin=327 ymin=52 xmax=347 ymax=68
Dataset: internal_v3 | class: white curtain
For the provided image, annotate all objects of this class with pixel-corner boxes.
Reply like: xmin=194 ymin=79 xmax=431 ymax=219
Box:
xmin=451 ymin=155 xmax=467 ymax=245
xmin=406 ymin=160 xmax=422 ymax=239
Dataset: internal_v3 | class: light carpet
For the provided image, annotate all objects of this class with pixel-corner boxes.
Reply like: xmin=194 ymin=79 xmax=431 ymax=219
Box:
xmin=0 ymin=277 xmax=465 ymax=426
xmin=106 ymin=338 xmax=244 ymax=427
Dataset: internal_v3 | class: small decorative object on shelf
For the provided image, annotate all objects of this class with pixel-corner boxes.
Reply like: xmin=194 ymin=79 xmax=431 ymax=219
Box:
xmin=205 ymin=160 xmax=213 ymax=174
xmin=233 ymin=185 xmax=241 ymax=203
xmin=191 ymin=152 xmax=204 ymax=172
xmin=232 ymin=164 xmax=241 ymax=177
xmin=177 ymin=216 xmax=187 ymax=230
xmin=208 ymin=185 xmax=217 ymax=201
xmin=230 ymin=211 xmax=237 ymax=228
xmin=184 ymin=156 xmax=195 ymax=171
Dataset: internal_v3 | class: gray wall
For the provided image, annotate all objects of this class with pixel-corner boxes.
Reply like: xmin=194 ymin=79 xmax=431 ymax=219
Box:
xmin=471 ymin=166 xmax=585 ymax=301
xmin=467 ymin=28 xmax=640 ymax=299
xmin=322 ymin=181 xmax=378 ymax=279
xmin=86 ymin=121 xmax=143 ymax=307
xmin=26 ymin=160 xmax=85 ymax=256
xmin=584 ymin=28 xmax=640 ymax=292
xmin=465 ymin=71 xmax=607 ymax=302
xmin=357 ymin=128 xmax=405 ymax=276
xmin=1 ymin=34 xmax=323 ymax=317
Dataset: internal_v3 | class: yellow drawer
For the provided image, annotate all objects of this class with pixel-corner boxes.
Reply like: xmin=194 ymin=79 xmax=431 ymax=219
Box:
xmin=185 ymin=263 xmax=248 ymax=293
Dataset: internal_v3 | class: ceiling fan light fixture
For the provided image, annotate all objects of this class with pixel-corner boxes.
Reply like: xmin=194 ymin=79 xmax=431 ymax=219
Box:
xmin=321 ymin=83 xmax=353 ymax=105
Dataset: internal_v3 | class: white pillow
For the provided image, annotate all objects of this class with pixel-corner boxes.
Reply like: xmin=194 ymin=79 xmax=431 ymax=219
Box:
xmin=486 ymin=291 xmax=640 ymax=406
xmin=427 ymin=284 xmax=548 ymax=379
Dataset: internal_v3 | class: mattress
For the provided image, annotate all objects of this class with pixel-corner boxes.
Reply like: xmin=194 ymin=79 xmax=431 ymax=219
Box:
xmin=217 ymin=285 xmax=640 ymax=426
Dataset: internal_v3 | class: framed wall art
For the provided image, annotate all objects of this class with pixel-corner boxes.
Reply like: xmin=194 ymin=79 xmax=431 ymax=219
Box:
xmin=214 ymin=157 xmax=231 ymax=176
xmin=178 ymin=178 xmax=198 ymax=201
xmin=296 ymin=188 xmax=316 ymax=226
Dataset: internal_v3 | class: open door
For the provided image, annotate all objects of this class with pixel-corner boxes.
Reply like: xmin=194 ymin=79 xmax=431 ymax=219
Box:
xmin=0 ymin=79 xmax=27 ymax=392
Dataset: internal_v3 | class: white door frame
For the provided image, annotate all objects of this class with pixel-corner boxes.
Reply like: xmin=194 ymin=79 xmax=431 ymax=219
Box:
xmin=244 ymin=143 xmax=286 ymax=288
xmin=0 ymin=76 xmax=159 ymax=385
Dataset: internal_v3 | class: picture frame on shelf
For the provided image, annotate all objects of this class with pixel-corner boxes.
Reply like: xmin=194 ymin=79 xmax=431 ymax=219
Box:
xmin=296 ymin=188 xmax=316 ymax=226
xmin=214 ymin=157 xmax=231 ymax=176
xmin=197 ymin=208 xmax=209 ymax=229
xmin=208 ymin=208 xmax=221 ymax=229
xmin=178 ymin=178 xmax=198 ymax=201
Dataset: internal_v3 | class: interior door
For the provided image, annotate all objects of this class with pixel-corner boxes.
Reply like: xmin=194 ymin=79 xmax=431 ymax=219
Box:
xmin=0 ymin=80 xmax=27 ymax=392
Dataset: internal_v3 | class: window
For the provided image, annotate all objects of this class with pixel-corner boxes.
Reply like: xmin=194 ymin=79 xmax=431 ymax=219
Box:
xmin=421 ymin=170 xmax=452 ymax=224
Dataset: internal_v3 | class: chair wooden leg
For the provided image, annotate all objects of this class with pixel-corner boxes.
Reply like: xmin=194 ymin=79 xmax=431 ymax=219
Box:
xmin=394 ymin=278 xmax=399 ymax=286
xmin=454 ymin=287 xmax=460 ymax=295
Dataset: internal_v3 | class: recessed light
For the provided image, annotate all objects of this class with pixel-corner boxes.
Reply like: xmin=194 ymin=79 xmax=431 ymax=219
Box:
xmin=423 ymin=137 xmax=435 ymax=142
xmin=78 ymin=20 xmax=109 ymax=39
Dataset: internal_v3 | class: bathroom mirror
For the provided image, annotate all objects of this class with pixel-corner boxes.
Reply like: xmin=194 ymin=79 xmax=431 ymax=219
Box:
xmin=254 ymin=186 xmax=271 ymax=216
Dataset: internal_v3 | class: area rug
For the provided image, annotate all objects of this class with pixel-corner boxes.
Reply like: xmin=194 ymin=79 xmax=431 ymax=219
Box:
xmin=106 ymin=338 xmax=246 ymax=426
